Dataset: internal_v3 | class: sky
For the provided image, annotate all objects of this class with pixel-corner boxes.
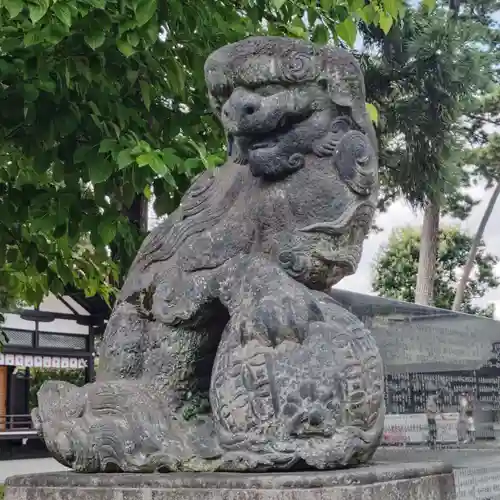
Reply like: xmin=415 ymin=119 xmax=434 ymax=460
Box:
xmin=337 ymin=181 xmax=500 ymax=318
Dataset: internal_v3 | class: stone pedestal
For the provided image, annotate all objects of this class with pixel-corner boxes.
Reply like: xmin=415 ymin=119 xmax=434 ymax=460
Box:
xmin=5 ymin=461 xmax=455 ymax=500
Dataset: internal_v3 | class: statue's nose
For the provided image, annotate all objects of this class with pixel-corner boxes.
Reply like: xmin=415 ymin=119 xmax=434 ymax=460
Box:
xmin=221 ymin=88 xmax=261 ymax=127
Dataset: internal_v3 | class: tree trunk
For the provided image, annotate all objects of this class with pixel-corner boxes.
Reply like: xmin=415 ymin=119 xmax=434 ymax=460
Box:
xmin=125 ymin=194 xmax=149 ymax=234
xmin=452 ymin=181 xmax=500 ymax=312
xmin=415 ymin=197 xmax=441 ymax=305
xmin=110 ymin=193 xmax=149 ymax=291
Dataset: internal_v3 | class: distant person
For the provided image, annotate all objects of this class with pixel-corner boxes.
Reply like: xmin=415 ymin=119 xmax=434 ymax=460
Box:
xmin=426 ymin=390 xmax=445 ymax=449
xmin=458 ymin=392 xmax=476 ymax=443
xmin=458 ymin=392 xmax=468 ymax=444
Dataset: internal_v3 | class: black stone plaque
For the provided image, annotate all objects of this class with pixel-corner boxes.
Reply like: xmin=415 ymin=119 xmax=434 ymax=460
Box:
xmin=330 ymin=289 xmax=500 ymax=446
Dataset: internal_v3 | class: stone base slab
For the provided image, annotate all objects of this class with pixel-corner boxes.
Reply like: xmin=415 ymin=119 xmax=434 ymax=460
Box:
xmin=5 ymin=461 xmax=455 ymax=500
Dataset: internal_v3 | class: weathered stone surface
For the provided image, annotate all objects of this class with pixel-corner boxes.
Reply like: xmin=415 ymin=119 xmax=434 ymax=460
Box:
xmin=5 ymin=462 xmax=455 ymax=500
xmin=32 ymin=36 xmax=384 ymax=473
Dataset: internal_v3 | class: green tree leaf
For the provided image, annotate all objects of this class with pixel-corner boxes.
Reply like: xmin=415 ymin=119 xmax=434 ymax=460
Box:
xmin=87 ymin=0 xmax=106 ymax=8
xmin=312 ymin=25 xmax=329 ymax=45
xmin=350 ymin=0 xmax=365 ymax=11
xmin=98 ymin=219 xmax=117 ymax=245
xmin=35 ymin=255 xmax=49 ymax=273
xmin=422 ymin=0 xmax=436 ymax=11
xmin=88 ymin=158 xmax=114 ymax=184
xmin=127 ymin=31 xmax=140 ymax=47
xmin=29 ymin=0 xmax=49 ymax=24
xmin=24 ymin=30 xmax=41 ymax=47
xmin=117 ymin=39 xmax=136 ymax=57
xmin=24 ymin=84 xmax=39 ymax=102
xmin=379 ymin=12 xmax=393 ymax=34
xmin=359 ymin=4 xmax=376 ymax=24
xmin=135 ymin=0 xmax=156 ymax=26
xmin=272 ymin=0 xmax=286 ymax=9
xmin=336 ymin=18 xmax=357 ymax=47
xmin=287 ymin=18 xmax=307 ymax=39
xmin=4 ymin=0 xmax=23 ymax=18
xmin=382 ymin=0 xmax=399 ymax=18
xmin=117 ymin=149 xmax=134 ymax=170
xmin=136 ymin=152 xmax=167 ymax=175
xmin=99 ymin=138 xmax=119 ymax=153
xmin=84 ymin=31 xmax=106 ymax=50
xmin=52 ymin=4 xmax=72 ymax=27
xmin=162 ymin=148 xmax=181 ymax=168
xmin=135 ymin=152 xmax=153 ymax=167
xmin=139 ymin=80 xmax=151 ymax=110
xmin=366 ymin=103 xmax=379 ymax=124
xmin=56 ymin=259 xmax=73 ymax=284
xmin=73 ymin=145 xmax=93 ymax=164
xmin=38 ymin=78 xmax=56 ymax=93
xmin=53 ymin=224 xmax=67 ymax=238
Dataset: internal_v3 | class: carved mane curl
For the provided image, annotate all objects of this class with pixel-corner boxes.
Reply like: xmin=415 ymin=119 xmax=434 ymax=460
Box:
xmin=119 ymin=162 xmax=256 ymax=300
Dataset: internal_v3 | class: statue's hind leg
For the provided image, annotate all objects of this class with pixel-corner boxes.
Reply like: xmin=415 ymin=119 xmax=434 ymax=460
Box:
xmin=33 ymin=300 xmax=226 ymax=472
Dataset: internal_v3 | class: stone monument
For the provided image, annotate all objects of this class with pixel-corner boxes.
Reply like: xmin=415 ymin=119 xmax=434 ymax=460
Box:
xmin=5 ymin=36 xmax=455 ymax=499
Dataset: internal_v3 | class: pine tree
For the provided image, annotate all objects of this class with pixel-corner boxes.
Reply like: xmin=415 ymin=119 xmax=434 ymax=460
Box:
xmin=361 ymin=1 xmax=497 ymax=305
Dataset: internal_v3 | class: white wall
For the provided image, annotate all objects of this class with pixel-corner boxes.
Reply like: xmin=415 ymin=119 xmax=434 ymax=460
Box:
xmin=3 ymin=294 xmax=89 ymax=336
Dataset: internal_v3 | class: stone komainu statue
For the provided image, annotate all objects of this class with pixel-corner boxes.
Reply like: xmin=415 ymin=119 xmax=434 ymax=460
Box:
xmin=33 ymin=36 xmax=385 ymax=473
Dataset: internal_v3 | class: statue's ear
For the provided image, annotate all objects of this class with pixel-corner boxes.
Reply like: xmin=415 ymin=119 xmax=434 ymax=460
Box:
xmin=323 ymin=76 xmax=377 ymax=152
xmin=319 ymin=49 xmax=378 ymax=153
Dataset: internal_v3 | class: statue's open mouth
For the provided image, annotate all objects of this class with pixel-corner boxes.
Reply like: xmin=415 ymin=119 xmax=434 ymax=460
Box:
xmin=298 ymin=202 xmax=375 ymax=277
xmin=300 ymin=203 xmax=374 ymax=237
xmin=233 ymin=112 xmax=308 ymax=153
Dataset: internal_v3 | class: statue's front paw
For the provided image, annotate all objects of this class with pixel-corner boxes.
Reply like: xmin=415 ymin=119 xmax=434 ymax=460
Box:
xmin=236 ymin=286 xmax=325 ymax=348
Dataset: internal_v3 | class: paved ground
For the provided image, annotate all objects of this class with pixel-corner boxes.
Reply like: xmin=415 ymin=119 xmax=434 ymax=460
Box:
xmin=0 ymin=458 xmax=67 ymax=483
xmin=376 ymin=445 xmax=500 ymax=499
xmin=375 ymin=443 xmax=500 ymax=467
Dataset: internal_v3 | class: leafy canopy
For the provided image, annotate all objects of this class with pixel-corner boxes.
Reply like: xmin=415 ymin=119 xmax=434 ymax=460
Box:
xmin=372 ymin=226 xmax=499 ymax=317
xmin=0 ymin=0 xmax=407 ymax=313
